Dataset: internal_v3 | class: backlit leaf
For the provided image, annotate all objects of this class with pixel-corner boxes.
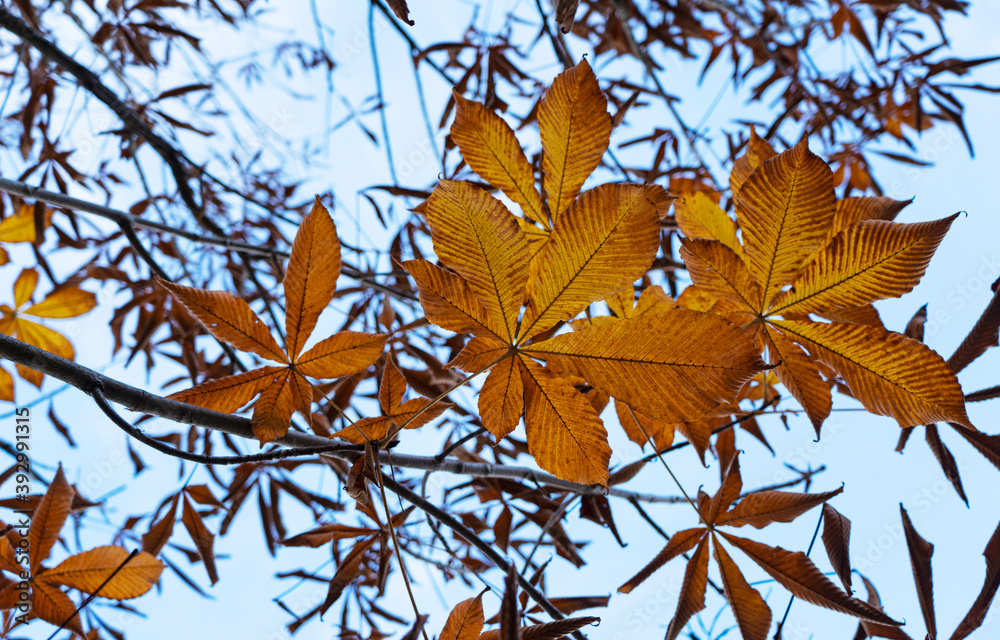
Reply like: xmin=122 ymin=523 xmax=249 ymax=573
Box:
xmin=718 ymin=487 xmax=843 ymax=529
xmin=451 ymin=92 xmax=547 ymax=228
xmin=41 ymin=546 xmax=163 ymax=599
xmin=181 ymin=495 xmax=219 ymax=585
xmin=24 ymin=286 xmax=97 ymax=319
xmin=283 ymin=198 xmax=341 ymax=360
xmin=679 ymin=238 xmax=761 ymax=311
xmin=31 ymin=579 xmax=83 ymax=635
xmin=519 ymin=183 xmax=669 ymax=340
xmin=769 ymin=216 xmax=958 ymax=316
xmin=539 ymin=59 xmax=611 ymax=220
xmin=168 ymin=365 xmax=286 ymax=414
xmin=619 ymin=528 xmax=706 ymax=594
xmin=28 ymin=466 xmax=73 ymax=573
xmin=773 ymin=319 xmax=973 ymax=428
xmin=665 ymin=534 xmax=710 ymax=640
xmin=720 ymin=532 xmax=901 ymax=625
xmin=519 ymin=356 xmax=610 ymax=487
xmin=425 ymin=181 xmax=529 ymax=342
xmin=404 ymin=259 xmax=502 ymax=338
xmin=479 ymin=355 xmax=524 ymax=440
xmin=765 ymin=326 xmax=831 ymax=435
xmin=737 ymin=139 xmax=836 ymax=310
xmin=295 ymin=331 xmax=387 ymax=379
xmin=440 ymin=592 xmax=485 ymax=640
xmin=730 ymin=128 xmax=777 ymax=195
xmin=158 ymin=279 xmax=287 ymax=364
xmin=525 ymin=310 xmax=768 ymax=423
xmin=673 ymin=191 xmax=742 ymax=255
xmin=712 ymin=534 xmax=771 ymax=640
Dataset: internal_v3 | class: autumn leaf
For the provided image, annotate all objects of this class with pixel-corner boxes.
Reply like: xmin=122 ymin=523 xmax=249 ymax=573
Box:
xmin=440 ymin=591 xmax=486 ymax=640
xmin=332 ymin=357 xmax=453 ymax=443
xmin=413 ymin=81 xmax=771 ymax=486
xmin=162 ymin=198 xmax=387 ymax=444
xmin=618 ymin=451 xmax=892 ymax=635
xmin=671 ymin=137 xmax=972 ymax=433
xmin=0 ymin=467 xmax=163 ymax=634
xmin=0 ymin=267 xmax=96 ymax=391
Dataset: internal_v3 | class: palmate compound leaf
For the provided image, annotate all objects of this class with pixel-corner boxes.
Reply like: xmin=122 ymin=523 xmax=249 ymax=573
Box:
xmin=162 ymin=198 xmax=386 ymax=444
xmin=772 ymin=319 xmax=973 ymax=428
xmin=664 ymin=534 xmax=711 ymax=640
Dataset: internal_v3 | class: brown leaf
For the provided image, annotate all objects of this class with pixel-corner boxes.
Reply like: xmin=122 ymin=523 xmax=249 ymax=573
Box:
xmin=821 ymin=503 xmax=853 ymax=593
xmin=619 ymin=528 xmax=706 ymax=594
xmin=28 ymin=466 xmax=74 ymax=573
xmin=950 ymin=518 xmax=1000 ymax=640
xmin=665 ymin=534 xmax=711 ymax=640
xmin=181 ymin=495 xmax=218 ymax=585
xmin=924 ymin=424 xmax=968 ymax=505
xmin=321 ymin=535 xmax=378 ymax=615
xmin=386 ymin=0 xmax=414 ymax=25
xmin=440 ymin=591 xmax=486 ymax=640
xmin=141 ymin=496 xmax=179 ymax=557
xmin=718 ymin=486 xmax=843 ymax=529
xmin=720 ymin=532 xmax=900 ymax=625
xmin=712 ymin=534 xmax=771 ymax=640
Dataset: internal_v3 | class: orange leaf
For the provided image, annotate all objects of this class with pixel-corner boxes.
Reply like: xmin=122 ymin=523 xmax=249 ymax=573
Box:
xmin=168 ymin=365 xmax=286 ymax=414
xmin=614 ymin=400 xmax=674 ymax=451
xmin=447 ymin=336 xmax=511 ymax=372
xmin=764 ymin=326 xmax=831 ymax=435
xmin=730 ymin=127 xmax=777 ymax=196
xmin=283 ymin=197 xmax=342 ymax=360
xmin=40 ymin=546 xmax=163 ymax=599
xmin=736 ymin=138 xmax=836 ymax=310
xmin=158 ymin=279 xmax=287 ymax=364
xmin=519 ymin=356 xmax=610 ymax=486
xmin=619 ymin=528 xmax=706 ymax=594
xmin=321 ymin=534 xmax=378 ymax=615
xmin=28 ymin=466 xmax=73 ymax=573
xmin=478 ymin=355 xmax=524 ymax=440
xmin=773 ymin=319 xmax=973 ymax=429
xmin=403 ymin=259 xmax=503 ymax=338
xmin=424 ymin=181 xmax=529 ymax=343
xmin=0 ymin=365 xmax=13 ymax=402
xmin=520 ymin=183 xmax=669 ymax=340
xmin=440 ymin=591 xmax=486 ymax=640
xmin=450 ymin=91 xmax=547 ymax=228
xmin=538 ymin=59 xmax=611 ymax=220
xmin=718 ymin=486 xmax=843 ymax=529
xmin=141 ymin=496 xmax=179 ymax=557
xmin=525 ymin=310 xmax=768 ymax=423
xmin=295 ymin=331 xmax=387 ymax=379
xmin=679 ymin=238 xmax=761 ymax=311
xmin=251 ymin=369 xmax=295 ymax=444
xmin=31 ymin=579 xmax=84 ymax=635
xmin=832 ymin=196 xmax=911 ymax=234
xmin=673 ymin=191 xmax=742 ymax=256
xmin=712 ymin=534 xmax=772 ymax=640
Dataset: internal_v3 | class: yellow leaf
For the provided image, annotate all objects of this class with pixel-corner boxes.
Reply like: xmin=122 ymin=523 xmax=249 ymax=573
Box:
xmin=478 ymin=355 xmax=524 ymax=440
xmin=424 ymin=181 xmax=529 ymax=342
xmin=0 ymin=365 xmax=13 ymax=402
xmin=730 ymin=127 xmax=777 ymax=196
xmin=539 ymin=59 xmax=612 ymax=220
xmin=158 ymin=279 xmax=288 ymax=364
xmin=440 ymin=592 xmax=486 ymax=640
xmin=519 ymin=356 xmax=610 ymax=486
xmin=0 ymin=203 xmax=50 ymax=244
xmin=24 ymin=286 xmax=97 ymax=318
xmin=711 ymin=535 xmax=772 ymax=640
xmin=816 ymin=304 xmax=884 ymax=328
xmin=40 ymin=546 xmax=163 ymax=599
xmin=450 ymin=91 xmax=547 ymax=228
xmin=679 ymin=238 xmax=761 ymax=311
xmin=736 ymin=139 xmax=836 ymax=310
xmin=773 ymin=319 xmax=973 ymax=428
xmin=520 ymin=183 xmax=669 ymax=340
xmin=13 ymin=268 xmax=38 ymax=309
xmin=764 ymin=326 xmax=831 ymax=435
xmin=168 ymin=365 xmax=288 ymax=413
xmin=283 ymin=198 xmax=341 ymax=360
xmin=524 ymin=310 xmax=768 ymax=423
xmin=673 ymin=191 xmax=742 ymax=255
xmin=769 ymin=215 xmax=958 ymax=316
xmin=15 ymin=317 xmax=74 ymax=386
xmin=0 ymin=246 xmax=7 ymax=265
xmin=403 ymin=259 xmax=503 ymax=338
xmin=295 ymin=331 xmax=387 ymax=379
